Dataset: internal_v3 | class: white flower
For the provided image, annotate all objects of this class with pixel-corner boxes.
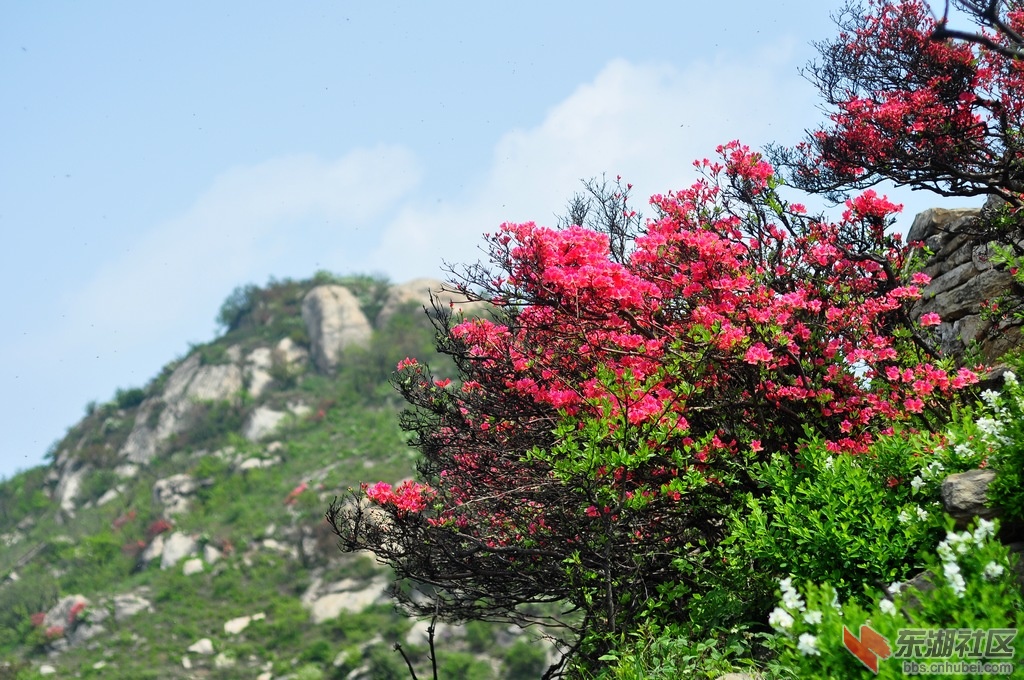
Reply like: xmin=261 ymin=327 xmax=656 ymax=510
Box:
xmin=779 ymin=577 xmax=805 ymax=611
xmin=769 ymin=607 xmax=794 ymax=631
xmin=954 ymin=442 xmax=973 ymax=458
xmin=981 ymin=389 xmax=1001 ymax=408
xmin=937 ymin=541 xmax=954 ymax=563
xmin=911 ymin=476 xmax=925 ymax=491
xmin=802 ymin=609 xmax=823 ymax=625
xmin=973 ymin=518 xmax=996 ymax=545
xmin=943 ymin=561 xmax=966 ymax=598
xmin=830 ymin=589 xmax=843 ymax=613
xmin=879 ymin=599 xmax=897 ymax=616
xmin=983 ymin=561 xmax=1005 ymax=580
xmin=1004 ymin=370 xmax=1017 ymax=386
xmin=797 ymin=632 xmax=820 ymax=656
xmin=898 ymin=509 xmax=912 ymax=524
xmin=922 ymin=460 xmax=945 ymax=479
xmin=888 ymin=581 xmax=903 ymax=596
xmin=824 ymin=456 xmax=834 ymax=470
xmin=782 ymin=588 xmax=806 ymax=612
xmin=977 ymin=417 xmax=1008 ymax=445
xmin=916 ymin=507 xmax=929 ymax=521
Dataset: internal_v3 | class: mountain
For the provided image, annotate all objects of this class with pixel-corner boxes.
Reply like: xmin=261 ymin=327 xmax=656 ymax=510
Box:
xmin=0 ymin=273 xmax=549 ymax=680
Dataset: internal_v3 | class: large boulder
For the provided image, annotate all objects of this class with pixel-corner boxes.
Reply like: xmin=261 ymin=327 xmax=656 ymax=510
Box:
xmin=301 ymin=285 xmax=372 ymax=373
xmin=160 ymin=532 xmax=198 ymax=570
xmin=375 ymin=277 xmax=489 ymax=328
xmin=941 ymin=469 xmax=998 ymax=527
xmin=118 ymin=352 xmax=244 ymax=464
xmin=152 ymin=474 xmax=202 ymax=516
xmin=245 ymin=347 xmax=274 ymax=398
xmin=300 ymin=574 xmax=391 ymax=623
xmin=908 ymin=205 xmax=1024 ymax=362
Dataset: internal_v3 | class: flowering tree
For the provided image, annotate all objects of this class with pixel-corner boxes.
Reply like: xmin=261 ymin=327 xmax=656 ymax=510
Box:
xmin=328 ymin=142 xmax=979 ymax=674
xmin=770 ymin=0 xmax=1024 ymax=207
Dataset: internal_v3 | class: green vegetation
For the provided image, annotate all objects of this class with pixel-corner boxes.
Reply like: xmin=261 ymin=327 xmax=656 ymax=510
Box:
xmin=0 ymin=274 xmax=533 ymax=679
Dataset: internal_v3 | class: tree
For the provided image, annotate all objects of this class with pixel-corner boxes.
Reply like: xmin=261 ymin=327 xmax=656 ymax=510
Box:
xmin=328 ymin=142 xmax=980 ymax=675
xmin=769 ymin=0 xmax=1024 ymax=208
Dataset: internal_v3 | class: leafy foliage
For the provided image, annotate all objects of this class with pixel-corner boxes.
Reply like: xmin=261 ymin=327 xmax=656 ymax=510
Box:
xmin=331 ymin=141 xmax=982 ymax=673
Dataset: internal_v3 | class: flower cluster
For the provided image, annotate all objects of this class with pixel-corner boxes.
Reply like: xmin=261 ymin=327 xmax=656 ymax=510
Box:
xmin=936 ymin=519 xmax=998 ymax=598
xmin=362 ymin=480 xmax=436 ymax=513
xmin=768 ymin=577 xmax=828 ymax=657
xmin=347 ymin=140 xmax=982 ymax=651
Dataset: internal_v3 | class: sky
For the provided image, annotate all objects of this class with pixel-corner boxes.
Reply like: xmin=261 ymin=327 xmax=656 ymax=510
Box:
xmin=0 ymin=1 xmax=972 ymax=481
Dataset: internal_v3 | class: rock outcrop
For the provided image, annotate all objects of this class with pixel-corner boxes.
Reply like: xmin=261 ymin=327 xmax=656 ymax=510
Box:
xmin=375 ymin=277 xmax=489 ymax=328
xmin=118 ymin=353 xmax=244 ymax=465
xmin=908 ymin=206 xmax=1023 ymax=362
xmin=301 ymin=285 xmax=372 ymax=373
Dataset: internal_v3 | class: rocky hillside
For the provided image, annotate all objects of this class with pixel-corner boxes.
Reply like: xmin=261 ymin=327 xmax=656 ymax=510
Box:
xmin=0 ymin=273 xmax=549 ymax=680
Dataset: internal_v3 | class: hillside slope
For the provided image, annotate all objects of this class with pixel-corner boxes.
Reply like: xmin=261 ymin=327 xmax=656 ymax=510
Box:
xmin=0 ymin=273 xmax=549 ymax=680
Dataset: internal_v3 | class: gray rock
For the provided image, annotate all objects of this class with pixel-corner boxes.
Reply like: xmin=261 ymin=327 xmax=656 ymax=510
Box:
xmin=153 ymin=474 xmax=200 ymax=516
xmin=141 ymin=534 xmax=165 ymax=565
xmin=243 ymin=406 xmax=287 ymax=442
xmin=301 ymin=575 xmax=391 ymax=623
xmin=188 ymin=638 xmax=215 ymax=655
xmin=182 ymin=558 xmax=204 ymax=576
xmin=95 ymin=487 xmax=121 ymax=506
xmin=274 ymin=337 xmax=309 ymax=368
xmin=54 ymin=464 xmax=91 ymax=516
xmin=161 ymin=532 xmax=198 ymax=570
xmin=942 ymin=469 xmax=998 ymax=526
xmin=118 ymin=352 xmax=245 ymax=464
xmin=927 ymin=268 xmax=1011 ymax=323
xmin=113 ymin=592 xmax=152 ymax=622
xmin=204 ymin=544 xmax=223 ymax=565
xmin=245 ymin=347 xmax=274 ymax=397
xmin=224 ymin=612 xmax=264 ymax=634
xmin=301 ymin=285 xmax=372 ymax=373
xmin=376 ymin=277 xmax=489 ymax=328
xmin=237 ymin=456 xmax=282 ymax=471
xmin=42 ymin=594 xmax=89 ymax=631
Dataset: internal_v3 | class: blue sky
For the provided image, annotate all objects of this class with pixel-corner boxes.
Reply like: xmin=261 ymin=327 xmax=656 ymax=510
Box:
xmin=1 ymin=1 xmax=968 ymax=480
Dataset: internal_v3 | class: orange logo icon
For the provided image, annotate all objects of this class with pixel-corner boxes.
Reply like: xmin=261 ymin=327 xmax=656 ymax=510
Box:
xmin=843 ymin=624 xmax=892 ymax=673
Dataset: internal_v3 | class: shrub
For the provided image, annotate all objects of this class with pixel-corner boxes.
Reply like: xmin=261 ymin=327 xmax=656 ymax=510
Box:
xmin=503 ymin=639 xmax=550 ymax=680
xmin=332 ymin=142 xmax=980 ymax=670
xmin=723 ymin=430 xmax=948 ymax=609
xmin=767 ymin=518 xmax=1023 ymax=678
xmin=217 ymin=283 xmax=261 ymax=332
xmin=114 ymin=387 xmax=146 ymax=410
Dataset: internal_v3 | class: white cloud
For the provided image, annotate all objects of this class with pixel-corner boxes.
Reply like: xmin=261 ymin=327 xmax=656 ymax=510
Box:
xmin=363 ymin=43 xmax=820 ymax=278
xmin=63 ymin=145 xmax=421 ymax=344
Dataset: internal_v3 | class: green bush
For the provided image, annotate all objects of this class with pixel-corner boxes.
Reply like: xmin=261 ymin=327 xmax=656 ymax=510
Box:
xmin=437 ymin=650 xmax=495 ymax=679
xmin=957 ymin=366 xmax=1024 ymax=525
xmin=723 ymin=430 xmax=948 ymax=607
xmin=767 ymin=518 xmax=1023 ymax=678
xmin=581 ymin=623 xmax=777 ymax=680
xmin=217 ymin=283 xmax=261 ymax=332
xmin=114 ymin=387 xmax=146 ymax=410
xmin=503 ymin=639 xmax=551 ymax=680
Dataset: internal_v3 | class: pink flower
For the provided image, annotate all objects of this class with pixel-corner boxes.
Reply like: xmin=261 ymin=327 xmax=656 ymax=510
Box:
xmin=919 ymin=312 xmax=941 ymax=326
xmin=744 ymin=343 xmax=774 ymax=364
xmin=904 ymin=396 xmax=925 ymax=413
xmin=396 ymin=357 xmax=419 ymax=371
